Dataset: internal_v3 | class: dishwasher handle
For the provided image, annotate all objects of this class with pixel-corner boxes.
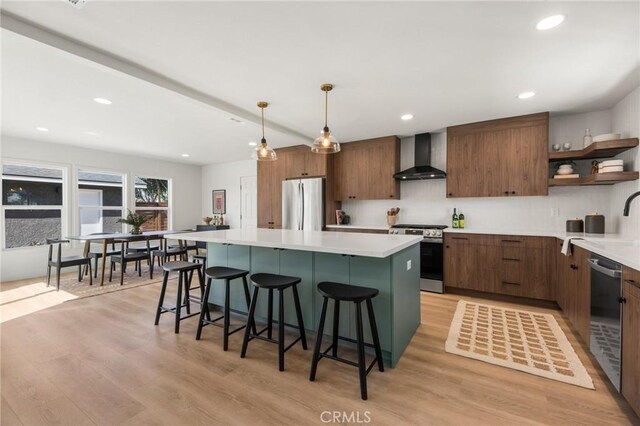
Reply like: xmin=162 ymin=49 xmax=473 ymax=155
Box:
xmin=588 ymin=258 xmax=622 ymax=278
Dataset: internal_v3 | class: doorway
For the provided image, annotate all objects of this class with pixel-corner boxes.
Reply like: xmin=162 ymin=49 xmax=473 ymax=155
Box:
xmin=240 ymin=176 xmax=257 ymax=229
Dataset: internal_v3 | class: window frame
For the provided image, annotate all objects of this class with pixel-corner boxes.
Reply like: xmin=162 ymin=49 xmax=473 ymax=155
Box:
xmin=75 ymin=168 xmax=127 ymax=236
xmin=132 ymin=174 xmax=172 ymax=231
xmin=1 ymin=159 xmax=69 ymax=251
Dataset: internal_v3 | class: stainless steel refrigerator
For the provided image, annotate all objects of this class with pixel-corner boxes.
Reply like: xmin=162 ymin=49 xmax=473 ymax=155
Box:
xmin=282 ymin=178 xmax=325 ymax=231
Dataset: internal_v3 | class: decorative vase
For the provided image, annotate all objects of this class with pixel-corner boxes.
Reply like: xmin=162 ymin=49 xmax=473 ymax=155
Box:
xmin=130 ymin=227 xmax=142 ymax=235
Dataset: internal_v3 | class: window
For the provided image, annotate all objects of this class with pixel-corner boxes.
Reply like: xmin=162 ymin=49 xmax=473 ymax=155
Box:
xmin=2 ymin=164 xmax=65 ymax=248
xmin=134 ymin=176 xmax=170 ymax=231
xmin=78 ymin=170 xmax=125 ymax=235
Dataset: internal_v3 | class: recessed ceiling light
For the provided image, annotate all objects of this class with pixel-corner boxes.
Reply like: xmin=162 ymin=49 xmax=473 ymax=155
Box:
xmin=36 ymin=127 xmax=49 ymax=132
xmin=401 ymin=114 xmax=414 ymax=121
xmin=181 ymin=153 xmax=190 ymax=158
xmin=248 ymin=141 xmax=257 ymax=147
xmin=93 ymin=97 xmax=112 ymax=105
xmin=536 ymin=14 xmax=565 ymax=31
xmin=84 ymin=131 xmax=99 ymax=136
xmin=517 ymin=91 xmax=536 ymax=99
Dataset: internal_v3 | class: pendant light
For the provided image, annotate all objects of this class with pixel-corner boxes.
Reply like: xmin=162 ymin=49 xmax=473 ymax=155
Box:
xmin=254 ymin=101 xmax=277 ymax=161
xmin=311 ymin=83 xmax=340 ymax=154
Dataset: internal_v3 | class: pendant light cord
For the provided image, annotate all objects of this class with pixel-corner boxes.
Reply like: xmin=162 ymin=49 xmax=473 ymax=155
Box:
xmin=324 ymin=90 xmax=329 ymax=128
xmin=261 ymin=106 xmax=265 ymax=141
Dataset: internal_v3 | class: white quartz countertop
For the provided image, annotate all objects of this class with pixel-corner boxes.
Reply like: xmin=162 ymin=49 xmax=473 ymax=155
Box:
xmin=444 ymin=228 xmax=640 ymax=270
xmin=325 ymin=224 xmax=390 ymax=231
xmin=170 ymin=228 xmax=422 ymax=258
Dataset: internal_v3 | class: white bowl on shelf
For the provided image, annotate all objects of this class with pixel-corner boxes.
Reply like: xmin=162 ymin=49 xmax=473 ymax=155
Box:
xmin=557 ymin=168 xmax=574 ymax=175
xmin=592 ymin=133 xmax=621 ymax=142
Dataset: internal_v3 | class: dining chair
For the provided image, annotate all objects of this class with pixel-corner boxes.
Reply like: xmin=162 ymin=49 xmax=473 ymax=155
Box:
xmin=46 ymin=239 xmax=93 ymax=291
xmin=150 ymin=240 xmax=189 ymax=277
xmin=109 ymin=237 xmax=153 ymax=285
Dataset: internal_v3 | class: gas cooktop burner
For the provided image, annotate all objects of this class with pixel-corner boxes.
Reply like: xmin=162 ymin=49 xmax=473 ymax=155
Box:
xmin=391 ymin=224 xmax=448 ymax=230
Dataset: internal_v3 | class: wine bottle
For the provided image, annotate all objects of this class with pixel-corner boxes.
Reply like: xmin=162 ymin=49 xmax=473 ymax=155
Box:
xmin=459 ymin=211 xmax=465 ymax=229
xmin=452 ymin=208 xmax=459 ymax=229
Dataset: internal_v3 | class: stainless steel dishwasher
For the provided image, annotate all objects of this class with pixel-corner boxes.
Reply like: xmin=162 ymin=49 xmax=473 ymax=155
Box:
xmin=588 ymin=253 xmax=623 ymax=391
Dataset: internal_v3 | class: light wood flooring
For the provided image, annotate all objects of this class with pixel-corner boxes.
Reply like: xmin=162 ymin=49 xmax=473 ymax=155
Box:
xmin=1 ymin=277 xmax=638 ymax=425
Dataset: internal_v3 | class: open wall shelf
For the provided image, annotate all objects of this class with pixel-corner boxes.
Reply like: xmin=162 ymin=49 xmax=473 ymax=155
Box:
xmin=549 ymin=171 xmax=639 ymax=187
xmin=548 ymin=138 xmax=638 ymax=161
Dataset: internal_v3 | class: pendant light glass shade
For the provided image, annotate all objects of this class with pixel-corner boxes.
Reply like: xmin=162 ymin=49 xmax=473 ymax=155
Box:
xmin=254 ymin=101 xmax=277 ymax=161
xmin=311 ymin=127 xmax=341 ymax=154
xmin=254 ymin=138 xmax=277 ymax=161
xmin=311 ymin=83 xmax=340 ymax=154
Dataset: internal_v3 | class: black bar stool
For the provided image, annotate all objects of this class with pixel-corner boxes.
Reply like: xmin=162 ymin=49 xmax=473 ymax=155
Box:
xmin=196 ymin=266 xmax=255 ymax=351
xmin=154 ymin=261 xmax=204 ymax=333
xmin=240 ymin=273 xmax=308 ymax=371
xmin=309 ymin=281 xmax=384 ymax=400
xmin=192 ymin=254 xmax=207 ymax=270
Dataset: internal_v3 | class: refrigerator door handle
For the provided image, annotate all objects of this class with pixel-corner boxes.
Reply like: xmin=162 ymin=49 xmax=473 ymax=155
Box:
xmin=300 ymin=182 xmax=305 ymax=231
xmin=298 ymin=182 xmax=302 ymax=230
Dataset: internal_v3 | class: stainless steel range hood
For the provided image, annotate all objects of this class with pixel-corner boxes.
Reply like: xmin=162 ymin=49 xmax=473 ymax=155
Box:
xmin=393 ymin=133 xmax=446 ymax=180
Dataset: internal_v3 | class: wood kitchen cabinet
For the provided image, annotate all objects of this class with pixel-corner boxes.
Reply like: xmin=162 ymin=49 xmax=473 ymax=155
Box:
xmin=446 ymin=112 xmax=549 ymax=198
xmin=257 ymin=158 xmax=286 ymax=229
xmin=622 ymin=266 xmax=640 ymax=417
xmin=555 ymin=244 xmax=591 ymax=343
xmin=283 ymin=145 xmax=328 ymax=178
xmin=444 ymin=233 xmax=555 ymax=301
xmin=333 ymin=136 xmax=400 ymax=201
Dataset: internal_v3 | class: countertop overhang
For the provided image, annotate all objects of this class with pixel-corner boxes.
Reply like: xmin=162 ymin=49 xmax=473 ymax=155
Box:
xmin=170 ymin=228 xmax=423 ymax=258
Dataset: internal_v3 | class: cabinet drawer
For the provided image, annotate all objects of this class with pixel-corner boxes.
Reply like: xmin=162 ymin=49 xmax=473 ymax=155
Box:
xmin=501 ymin=246 xmax=524 ymax=261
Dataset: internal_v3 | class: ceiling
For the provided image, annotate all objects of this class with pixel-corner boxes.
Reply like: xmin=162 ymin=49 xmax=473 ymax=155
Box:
xmin=1 ymin=1 xmax=639 ymax=165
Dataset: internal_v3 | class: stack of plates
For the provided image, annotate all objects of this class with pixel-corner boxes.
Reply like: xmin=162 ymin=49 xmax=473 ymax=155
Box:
xmin=598 ymin=159 xmax=624 ymax=173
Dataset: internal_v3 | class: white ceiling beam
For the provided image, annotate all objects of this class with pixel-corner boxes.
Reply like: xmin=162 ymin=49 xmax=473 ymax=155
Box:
xmin=0 ymin=10 xmax=313 ymax=143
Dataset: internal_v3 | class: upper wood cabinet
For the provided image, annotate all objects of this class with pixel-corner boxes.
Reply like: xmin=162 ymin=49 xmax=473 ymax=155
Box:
xmin=447 ymin=112 xmax=549 ymax=198
xmin=333 ymin=136 xmax=400 ymax=201
xmin=283 ymin=145 xmax=328 ymax=179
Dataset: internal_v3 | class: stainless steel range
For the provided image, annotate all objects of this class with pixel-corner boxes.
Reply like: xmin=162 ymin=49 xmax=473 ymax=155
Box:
xmin=389 ymin=224 xmax=447 ymax=293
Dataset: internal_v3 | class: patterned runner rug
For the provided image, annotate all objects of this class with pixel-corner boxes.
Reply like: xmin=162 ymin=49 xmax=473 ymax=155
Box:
xmin=445 ymin=300 xmax=594 ymax=389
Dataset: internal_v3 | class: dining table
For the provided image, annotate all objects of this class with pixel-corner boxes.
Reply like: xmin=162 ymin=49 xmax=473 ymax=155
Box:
xmin=66 ymin=230 xmax=194 ymax=286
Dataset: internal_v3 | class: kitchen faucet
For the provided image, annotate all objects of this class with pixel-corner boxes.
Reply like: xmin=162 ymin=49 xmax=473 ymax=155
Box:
xmin=623 ymin=191 xmax=640 ymax=216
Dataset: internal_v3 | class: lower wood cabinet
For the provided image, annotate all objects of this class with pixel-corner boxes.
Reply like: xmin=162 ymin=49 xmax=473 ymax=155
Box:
xmin=443 ymin=233 xmax=555 ymax=301
xmin=555 ymin=245 xmax=591 ymax=343
xmin=622 ymin=266 xmax=640 ymax=417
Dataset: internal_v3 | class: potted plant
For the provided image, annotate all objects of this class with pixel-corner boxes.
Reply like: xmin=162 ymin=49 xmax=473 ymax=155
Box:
xmin=118 ymin=210 xmax=150 ymax=235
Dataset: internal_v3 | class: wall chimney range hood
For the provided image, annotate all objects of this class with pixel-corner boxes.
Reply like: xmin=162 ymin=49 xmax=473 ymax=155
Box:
xmin=393 ymin=133 xmax=446 ymax=180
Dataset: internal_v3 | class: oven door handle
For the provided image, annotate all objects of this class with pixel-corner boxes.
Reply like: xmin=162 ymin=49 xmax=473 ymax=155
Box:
xmin=587 ymin=258 xmax=621 ymax=278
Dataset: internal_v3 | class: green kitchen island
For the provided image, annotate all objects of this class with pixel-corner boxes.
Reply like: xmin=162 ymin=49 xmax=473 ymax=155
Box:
xmin=170 ymin=228 xmax=422 ymax=367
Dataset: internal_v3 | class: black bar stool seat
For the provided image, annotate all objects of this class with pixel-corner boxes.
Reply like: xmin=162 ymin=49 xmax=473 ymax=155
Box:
xmin=250 ymin=273 xmax=301 ymax=289
xmin=196 ymin=266 xmax=254 ymax=351
xmin=310 ymin=281 xmax=384 ymax=400
xmin=154 ymin=261 xmax=204 ymax=333
xmin=318 ymin=282 xmax=379 ymax=302
xmin=240 ymin=273 xmax=308 ymax=371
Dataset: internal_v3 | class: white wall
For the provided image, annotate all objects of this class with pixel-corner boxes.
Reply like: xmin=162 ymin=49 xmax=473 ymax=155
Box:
xmin=342 ymin=113 xmax=618 ymax=232
xmin=0 ymin=136 xmax=202 ymax=281
xmin=610 ymin=86 xmax=640 ymax=236
xmin=201 ymin=159 xmax=256 ymax=229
